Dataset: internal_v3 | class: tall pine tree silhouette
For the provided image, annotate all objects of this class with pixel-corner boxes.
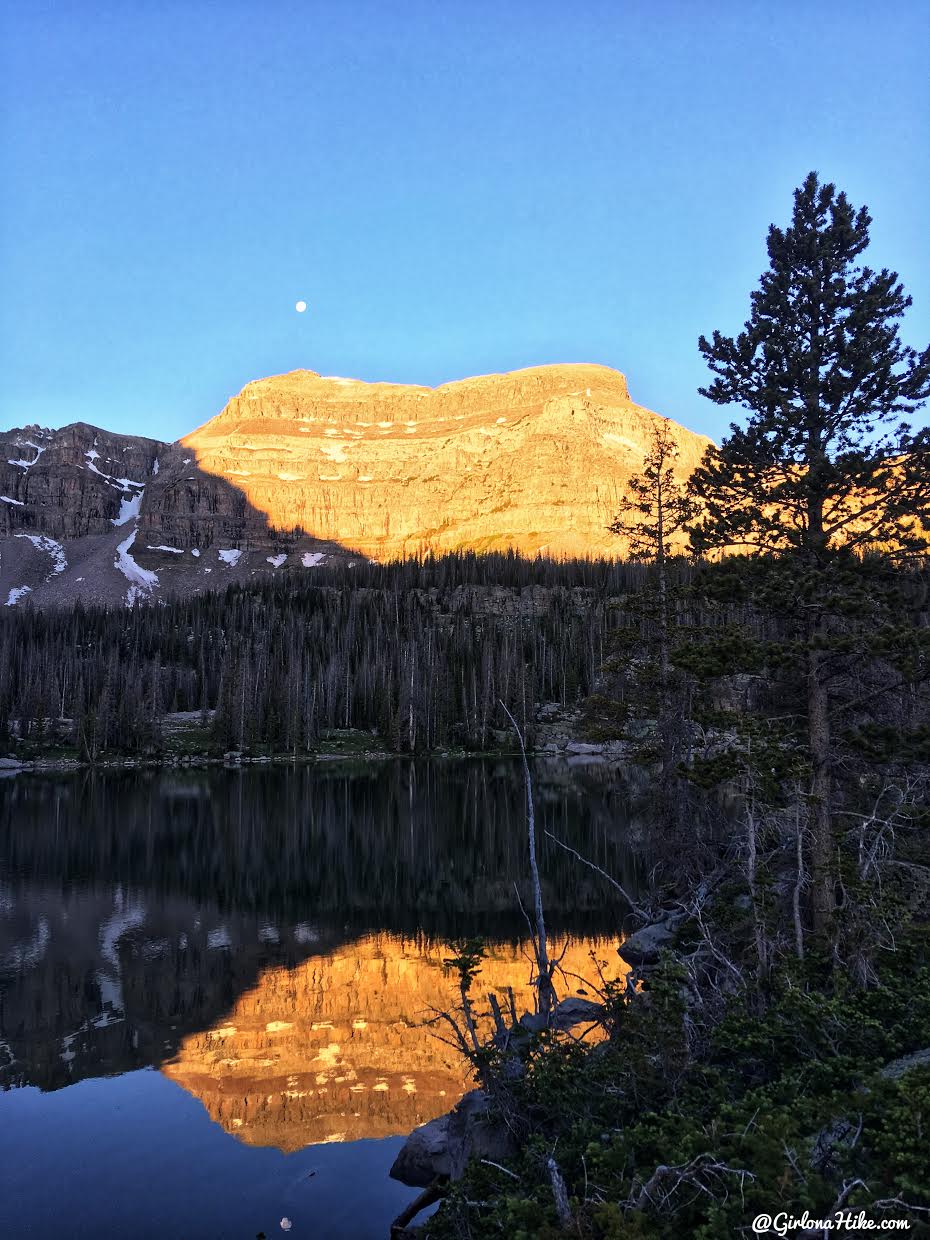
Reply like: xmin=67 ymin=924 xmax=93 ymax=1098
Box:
xmin=690 ymin=172 xmax=930 ymax=933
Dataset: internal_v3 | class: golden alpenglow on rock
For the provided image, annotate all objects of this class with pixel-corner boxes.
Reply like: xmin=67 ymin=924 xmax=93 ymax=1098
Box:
xmin=182 ymin=364 xmax=712 ymax=560
xmin=162 ymin=933 xmax=628 ymax=1151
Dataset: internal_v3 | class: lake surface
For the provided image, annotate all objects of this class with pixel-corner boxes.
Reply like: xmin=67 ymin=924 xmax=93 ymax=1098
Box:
xmin=0 ymin=760 xmax=638 ymax=1239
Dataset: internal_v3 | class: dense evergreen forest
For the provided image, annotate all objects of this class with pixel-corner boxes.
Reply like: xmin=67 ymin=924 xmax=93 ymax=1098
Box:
xmin=0 ymin=553 xmax=649 ymax=757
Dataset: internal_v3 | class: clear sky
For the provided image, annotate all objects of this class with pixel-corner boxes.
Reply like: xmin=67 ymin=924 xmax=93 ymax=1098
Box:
xmin=1 ymin=0 xmax=928 ymax=443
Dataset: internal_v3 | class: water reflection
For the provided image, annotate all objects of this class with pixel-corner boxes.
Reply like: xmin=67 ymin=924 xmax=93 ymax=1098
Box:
xmin=0 ymin=760 xmax=639 ymax=938
xmin=163 ymin=932 xmax=627 ymax=1151
xmin=0 ymin=761 xmax=636 ymax=1236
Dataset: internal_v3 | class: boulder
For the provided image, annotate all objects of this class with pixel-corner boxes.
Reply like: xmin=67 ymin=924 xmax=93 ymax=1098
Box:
xmin=553 ymin=996 xmax=604 ymax=1027
xmin=618 ymin=918 xmax=679 ymax=966
xmin=389 ymin=1089 xmax=516 ymax=1188
xmin=518 ymin=995 xmax=605 ymax=1034
xmin=879 ymin=1047 xmax=930 ymax=1080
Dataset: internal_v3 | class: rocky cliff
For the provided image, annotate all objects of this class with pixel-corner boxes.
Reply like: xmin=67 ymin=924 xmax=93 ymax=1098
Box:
xmin=0 ymin=364 xmax=711 ymax=607
xmin=183 ymin=363 xmax=711 ymax=560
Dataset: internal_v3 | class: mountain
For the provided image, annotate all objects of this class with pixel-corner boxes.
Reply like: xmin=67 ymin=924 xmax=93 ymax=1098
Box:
xmin=0 ymin=364 xmax=711 ymax=607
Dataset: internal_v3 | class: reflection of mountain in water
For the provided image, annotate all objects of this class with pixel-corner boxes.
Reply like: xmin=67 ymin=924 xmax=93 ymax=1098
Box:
xmin=0 ymin=762 xmax=637 ymax=1147
xmin=164 ymin=933 xmax=627 ymax=1151
xmin=0 ymin=883 xmax=338 ymax=1092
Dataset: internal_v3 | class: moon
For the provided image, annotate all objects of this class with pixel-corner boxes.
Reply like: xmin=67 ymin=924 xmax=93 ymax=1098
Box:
xmin=295 ymin=300 xmax=307 ymax=313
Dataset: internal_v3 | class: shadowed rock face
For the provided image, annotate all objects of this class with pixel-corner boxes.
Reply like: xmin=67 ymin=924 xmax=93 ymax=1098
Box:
xmin=0 ymin=422 xmax=344 ymax=607
xmin=0 ymin=363 xmax=711 ymax=606
xmin=0 ymin=423 xmax=163 ymax=540
xmin=183 ymin=363 xmax=711 ymax=560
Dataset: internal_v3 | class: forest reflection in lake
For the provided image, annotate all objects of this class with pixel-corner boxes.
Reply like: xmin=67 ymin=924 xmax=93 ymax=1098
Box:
xmin=0 ymin=760 xmax=638 ymax=1239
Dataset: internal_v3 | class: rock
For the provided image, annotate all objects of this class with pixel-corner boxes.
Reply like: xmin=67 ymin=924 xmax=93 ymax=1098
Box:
xmin=567 ymin=752 xmax=608 ymax=767
xmin=0 ymin=757 xmax=24 ymax=769
xmin=518 ymin=996 xmax=605 ymax=1034
xmin=565 ymin=741 xmax=604 ymax=755
xmin=879 ymin=1047 xmax=930 ymax=1080
xmin=389 ymin=1089 xmax=517 ymax=1188
xmin=810 ymin=1118 xmax=860 ymax=1172
xmin=183 ymin=364 xmax=709 ymax=562
xmin=519 ymin=1012 xmax=548 ymax=1033
xmin=810 ymin=1048 xmax=930 ymax=1173
xmin=553 ymin=996 xmax=604 ymax=1027
xmin=618 ymin=919 xmax=680 ymax=966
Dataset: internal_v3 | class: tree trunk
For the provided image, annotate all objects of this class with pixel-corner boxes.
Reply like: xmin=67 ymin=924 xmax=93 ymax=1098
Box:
xmin=807 ymin=641 xmax=834 ymax=934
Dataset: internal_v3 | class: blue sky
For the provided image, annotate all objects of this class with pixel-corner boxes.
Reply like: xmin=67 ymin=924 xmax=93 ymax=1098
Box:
xmin=1 ymin=0 xmax=928 ymax=443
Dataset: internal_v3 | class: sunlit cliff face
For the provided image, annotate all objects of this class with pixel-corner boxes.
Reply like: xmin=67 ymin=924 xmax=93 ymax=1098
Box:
xmin=181 ymin=364 xmax=712 ymax=561
xmin=162 ymin=932 xmax=628 ymax=1151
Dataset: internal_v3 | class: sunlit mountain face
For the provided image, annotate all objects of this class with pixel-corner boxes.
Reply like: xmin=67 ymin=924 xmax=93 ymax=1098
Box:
xmin=0 ymin=762 xmax=638 ymax=1153
xmin=0 ymin=364 xmax=713 ymax=609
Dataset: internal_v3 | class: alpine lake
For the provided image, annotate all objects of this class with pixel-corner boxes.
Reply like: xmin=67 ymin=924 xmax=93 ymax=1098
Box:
xmin=0 ymin=759 xmax=640 ymax=1239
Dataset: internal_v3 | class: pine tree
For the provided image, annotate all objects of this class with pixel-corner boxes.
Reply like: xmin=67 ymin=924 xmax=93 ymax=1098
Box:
xmin=689 ymin=172 xmax=930 ymax=932
xmin=610 ymin=418 xmax=696 ymax=693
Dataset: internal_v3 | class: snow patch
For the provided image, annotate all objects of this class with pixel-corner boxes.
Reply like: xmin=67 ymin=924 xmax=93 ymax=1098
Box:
xmin=320 ymin=442 xmax=347 ymax=463
xmin=0 ymin=495 xmax=23 ymax=506
xmin=85 ymin=450 xmax=143 ymax=491
xmin=302 ymin=551 xmax=325 ymax=568
xmin=601 ymin=431 xmax=644 ymax=453
xmin=146 ymin=544 xmax=183 ymax=554
xmin=8 ymin=441 xmax=45 ymax=469
xmin=85 ymin=449 xmax=147 ymax=526
xmin=218 ymin=549 xmax=242 ymax=566
xmin=113 ymin=489 xmax=143 ymax=526
xmin=266 ymin=554 xmax=287 ymax=568
xmin=151 ymin=457 xmax=160 ymax=475
xmin=5 ymin=585 xmax=32 ymax=607
xmin=15 ymin=532 xmax=67 ymax=575
xmin=96 ymin=893 xmax=146 ymax=1011
xmin=114 ymin=528 xmax=159 ymax=605
xmin=191 ymin=548 xmax=201 ymax=558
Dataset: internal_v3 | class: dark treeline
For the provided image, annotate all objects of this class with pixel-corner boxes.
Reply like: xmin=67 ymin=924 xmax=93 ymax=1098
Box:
xmin=0 ymin=551 xmax=649 ymax=757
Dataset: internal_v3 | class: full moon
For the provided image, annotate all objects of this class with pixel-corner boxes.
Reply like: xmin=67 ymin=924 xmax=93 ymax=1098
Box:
xmin=295 ymin=300 xmax=307 ymax=313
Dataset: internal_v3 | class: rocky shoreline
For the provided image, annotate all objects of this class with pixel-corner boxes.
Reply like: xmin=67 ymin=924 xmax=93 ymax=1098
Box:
xmin=0 ymin=726 xmax=630 ymax=776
